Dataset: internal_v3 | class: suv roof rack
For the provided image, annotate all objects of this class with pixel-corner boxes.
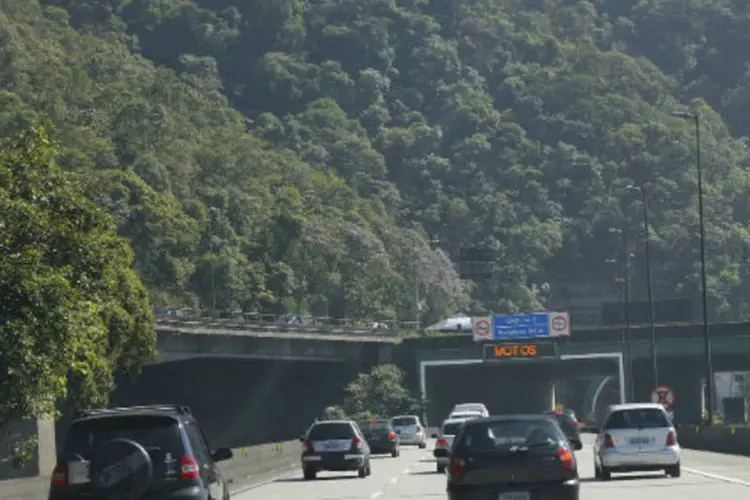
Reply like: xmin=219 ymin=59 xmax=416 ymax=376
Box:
xmin=74 ymin=404 xmax=193 ymax=419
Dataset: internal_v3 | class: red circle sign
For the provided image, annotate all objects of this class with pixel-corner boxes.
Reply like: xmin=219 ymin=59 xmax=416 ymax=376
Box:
xmin=551 ymin=314 xmax=568 ymax=333
xmin=474 ymin=319 xmax=491 ymax=337
xmin=650 ymin=384 xmax=676 ymax=410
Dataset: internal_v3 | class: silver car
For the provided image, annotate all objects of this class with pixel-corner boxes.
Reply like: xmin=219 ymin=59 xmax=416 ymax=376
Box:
xmin=431 ymin=417 xmax=474 ymax=473
xmin=593 ymin=403 xmax=680 ymax=480
xmin=450 ymin=403 xmax=489 ymax=417
xmin=391 ymin=415 xmax=426 ymax=448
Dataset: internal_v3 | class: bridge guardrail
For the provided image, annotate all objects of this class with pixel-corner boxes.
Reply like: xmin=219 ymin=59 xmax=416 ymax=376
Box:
xmin=677 ymin=424 xmax=750 ymax=456
xmin=154 ymin=310 xmax=419 ymax=337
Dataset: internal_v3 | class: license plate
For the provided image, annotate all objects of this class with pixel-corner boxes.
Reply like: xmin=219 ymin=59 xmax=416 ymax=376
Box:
xmin=68 ymin=461 xmax=90 ymax=485
xmin=324 ymin=443 xmax=337 ymax=450
xmin=630 ymin=437 xmax=650 ymax=445
xmin=498 ymin=493 xmax=529 ymax=500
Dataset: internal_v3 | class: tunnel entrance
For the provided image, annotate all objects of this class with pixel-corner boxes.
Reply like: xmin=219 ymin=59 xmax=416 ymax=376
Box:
xmin=420 ymin=349 xmax=624 ymax=427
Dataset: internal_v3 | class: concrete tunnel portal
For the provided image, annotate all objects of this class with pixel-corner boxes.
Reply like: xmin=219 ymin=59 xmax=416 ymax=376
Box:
xmin=421 ymin=350 xmax=625 ymax=426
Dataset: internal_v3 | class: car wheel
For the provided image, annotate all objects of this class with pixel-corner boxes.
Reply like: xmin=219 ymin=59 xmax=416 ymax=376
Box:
xmin=594 ymin=462 xmax=601 ymax=479
xmin=392 ymin=447 xmax=400 ymax=458
xmin=303 ymin=468 xmax=317 ymax=480
xmin=437 ymin=464 xmax=445 ymax=473
xmin=600 ymin=465 xmax=611 ymax=481
xmin=358 ymin=466 xmax=367 ymax=478
xmin=419 ymin=442 xmax=426 ymax=449
xmin=666 ymin=464 xmax=681 ymax=478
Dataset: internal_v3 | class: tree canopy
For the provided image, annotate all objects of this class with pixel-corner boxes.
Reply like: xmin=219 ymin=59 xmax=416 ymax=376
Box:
xmin=0 ymin=125 xmax=156 ymax=432
xmin=3 ymin=0 xmax=750 ymax=321
xmin=329 ymin=364 xmax=421 ymax=421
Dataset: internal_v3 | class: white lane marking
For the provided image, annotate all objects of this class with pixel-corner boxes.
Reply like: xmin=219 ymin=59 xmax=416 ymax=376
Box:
xmin=371 ymin=493 xmax=383 ymax=499
xmin=684 ymin=467 xmax=750 ymax=487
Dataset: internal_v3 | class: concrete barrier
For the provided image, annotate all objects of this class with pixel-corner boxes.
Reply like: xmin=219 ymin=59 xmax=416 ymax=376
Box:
xmin=677 ymin=424 xmax=750 ymax=456
xmin=0 ymin=439 xmax=300 ymax=499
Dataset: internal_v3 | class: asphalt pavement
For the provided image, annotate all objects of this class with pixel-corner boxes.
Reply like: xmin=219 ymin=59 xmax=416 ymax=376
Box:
xmin=233 ymin=435 xmax=750 ymax=499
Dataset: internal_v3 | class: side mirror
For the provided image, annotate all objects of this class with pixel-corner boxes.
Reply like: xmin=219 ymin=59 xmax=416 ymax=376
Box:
xmin=431 ymin=433 xmax=438 ymax=439
xmin=571 ymin=439 xmax=583 ymax=451
xmin=211 ymin=447 xmax=233 ymax=462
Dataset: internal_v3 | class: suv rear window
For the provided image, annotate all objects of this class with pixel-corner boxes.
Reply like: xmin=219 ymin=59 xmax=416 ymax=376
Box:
xmin=605 ymin=409 xmax=670 ymax=429
xmin=392 ymin=417 xmax=418 ymax=426
xmin=358 ymin=421 xmax=391 ymax=433
xmin=64 ymin=415 xmax=184 ymax=455
xmin=442 ymin=422 xmax=464 ymax=435
xmin=64 ymin=415 xmax=184 ymax=483
xmin=454 ymin=419 xmax=562 ymax=453
xmin=308 ymin=423 xmax=355 ymax=440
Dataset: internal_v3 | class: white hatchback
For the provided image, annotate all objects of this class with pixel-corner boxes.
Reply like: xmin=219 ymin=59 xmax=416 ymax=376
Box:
xmin=593 ymin=403 xmax=680 ymax=480
xmin=391 ymin=415 xmax=426 ymax=448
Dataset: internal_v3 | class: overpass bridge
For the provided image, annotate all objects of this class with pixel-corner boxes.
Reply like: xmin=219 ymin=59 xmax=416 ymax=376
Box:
xmin=21 ymin=316 xmax=750 ymax=483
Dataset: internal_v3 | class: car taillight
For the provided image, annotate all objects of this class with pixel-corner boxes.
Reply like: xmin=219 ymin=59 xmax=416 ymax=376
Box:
xmin=450 ymin=456 xmax=465 ymax=477
xmin=603 ymin=433 xmax=615 ymax=449
xmin=437 ymin=439 xmax=447 ymax=446
xmin=50 ymin=462 xmax=67 ymax=487
xmin=557 ymin=448 xmax=575 ymax=470
xmin=666 ymin=430 xmax=677 ymax=446
xmin=180 ymin=455 xmax=200 ymax=480
xmin=352 ymin=436 xmax=361 ymax=448
xmin=388 ymin=431 xmax=396 ymax=439
xmin=302 ymin=440 xmax=313 ymax=452
xmin=572 ymin=417 xmax=579 ymax=425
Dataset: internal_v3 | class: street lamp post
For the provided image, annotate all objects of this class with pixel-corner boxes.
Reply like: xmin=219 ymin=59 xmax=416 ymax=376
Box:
xmin=628 ymin=184 xmax=659 ymax=388
xmin=608 ymin=227 xmax=634 ymax=402
xmin=672 ymin=110 xmax=714 ymax=424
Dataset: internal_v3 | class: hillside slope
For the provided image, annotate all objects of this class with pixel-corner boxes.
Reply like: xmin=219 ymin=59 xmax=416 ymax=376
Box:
xmin=7 ymin=0 xmax=750 ymax=320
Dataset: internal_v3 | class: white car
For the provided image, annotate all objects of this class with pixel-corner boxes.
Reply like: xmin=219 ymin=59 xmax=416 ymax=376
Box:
xmin=431 ymin=417 xmax=476 ymax=473
xmin=450 ymin=402 xmax=489 ymax=417
xmin=448 ymin=411 xmax=483 ymax=420
xmin=391 ymin=415 xmax=426 ymax=448
xmin=593 ymin=403 xmax=681 ymax=480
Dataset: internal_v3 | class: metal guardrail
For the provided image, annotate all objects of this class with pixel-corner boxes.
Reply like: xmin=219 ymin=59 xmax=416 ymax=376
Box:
xmin=153 ymin=309 xmax=420 ymax=336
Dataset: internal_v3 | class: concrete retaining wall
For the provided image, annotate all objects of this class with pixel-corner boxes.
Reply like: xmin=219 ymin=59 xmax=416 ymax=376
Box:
xmin=677 ymin=425 xmax=750 ymax=456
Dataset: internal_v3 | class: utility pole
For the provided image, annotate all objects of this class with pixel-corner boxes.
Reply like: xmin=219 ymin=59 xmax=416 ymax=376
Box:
xmin=672 ymin=110 xmax=714 ymax=424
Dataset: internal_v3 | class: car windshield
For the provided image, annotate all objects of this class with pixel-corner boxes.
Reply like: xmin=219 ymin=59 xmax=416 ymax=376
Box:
xmin=605 ymin=409 xmax=670 ymax=429
xmin=308 ymin=422 xmax=354 ymax=440
xmin=451 ymin=412 xmax=481 ymax=419
xmin=442 ymin=422 xmax=464 ymax=435
xmin=358 ymin=421 xmax=391 ymax=433
xmin=455 ymin=405 xmax=483 ymax=412
xmin=392 ymin=417 xmax=418 ymax=426
xmin=454 ymin=419 xmax=561 ymax=453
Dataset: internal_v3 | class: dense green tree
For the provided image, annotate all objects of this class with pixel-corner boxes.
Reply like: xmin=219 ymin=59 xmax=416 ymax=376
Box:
xmin=342 ymin=365 xmax=421 ymax=420
xmin=5 ymin=0 xmax=750 ymax=322
xmin=0 ymin=125 xmax=156 ymax=432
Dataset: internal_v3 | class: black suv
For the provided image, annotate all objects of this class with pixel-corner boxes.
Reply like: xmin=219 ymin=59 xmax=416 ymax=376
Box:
xmin=49 ymin=405 xmax=233 ymax=500
xmin=300 ymin=420 xmax=372 ymax=480
xmin=357 ymin=419 xmax=400 ymax=457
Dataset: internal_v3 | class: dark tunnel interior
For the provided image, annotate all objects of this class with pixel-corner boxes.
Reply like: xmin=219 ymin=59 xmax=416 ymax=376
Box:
xmin=424 ymin=357 xmax=622 ymax=426
xmin=55 ymin=357 xmax=357 ymax=450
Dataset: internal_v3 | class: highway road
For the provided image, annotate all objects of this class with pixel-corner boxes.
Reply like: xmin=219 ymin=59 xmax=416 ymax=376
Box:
xmin=233 ymin=435 xmax=750 ymax=500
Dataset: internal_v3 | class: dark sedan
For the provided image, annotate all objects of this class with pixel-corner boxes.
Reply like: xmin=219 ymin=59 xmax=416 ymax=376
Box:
xmin=358 ymin=420 xmax=400 ymax=457
xmin=544 ymin=410 xmax=583 ymax=451
xmin=447 ymin=415 xmax=580 ymax=500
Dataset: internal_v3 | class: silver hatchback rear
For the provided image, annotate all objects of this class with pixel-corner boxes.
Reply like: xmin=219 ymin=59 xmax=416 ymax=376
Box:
xmin=593 ymin=403 xmax=680 ymax=480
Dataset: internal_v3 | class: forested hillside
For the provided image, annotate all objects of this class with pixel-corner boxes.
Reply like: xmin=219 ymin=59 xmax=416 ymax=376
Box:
xmin=4 ymin=0 xmax=750 ymax=322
